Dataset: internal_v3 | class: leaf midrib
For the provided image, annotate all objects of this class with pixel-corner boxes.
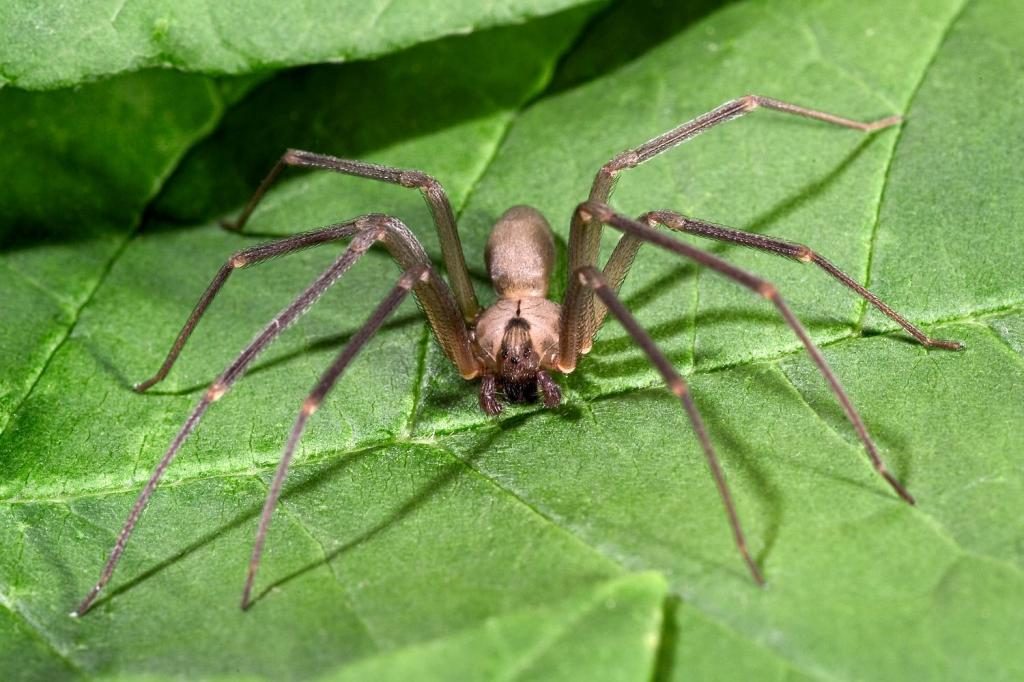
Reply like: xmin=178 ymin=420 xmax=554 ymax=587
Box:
xmin=5 ymin=297 xmax=1021 ymax=504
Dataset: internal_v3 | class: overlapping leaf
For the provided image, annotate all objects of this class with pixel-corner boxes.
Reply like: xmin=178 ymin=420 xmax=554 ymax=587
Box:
xmin=0 ymin=0 xmax=602 ymax=90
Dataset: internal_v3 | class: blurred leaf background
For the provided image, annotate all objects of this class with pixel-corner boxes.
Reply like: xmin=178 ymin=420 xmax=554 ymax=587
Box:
xmin=1 ymin=0 xmax=1022 ymax=680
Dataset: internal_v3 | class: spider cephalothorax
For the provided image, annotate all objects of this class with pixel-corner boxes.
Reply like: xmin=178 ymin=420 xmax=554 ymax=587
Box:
xmin=74 ymin=94 xmax=965 ymax=617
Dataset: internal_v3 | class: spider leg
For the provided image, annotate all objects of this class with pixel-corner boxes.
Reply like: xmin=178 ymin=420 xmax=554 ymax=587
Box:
xmin=591 ymin=95 xmax=900 ymax=204
xmin=591 ymin=210 xmax=963 ymax=350
xmin=241 ymin=265 xmax=428 ymax=610
xmin=568 ymin=94 xmax=901 ymax=349
xmin=73 ymin=216 xmax=476 ymax=617
xmin=136 ymin=216 xmax=479 ymax=393
xmin=478 ymin=374 xmax=502 ymax=416
xmin=222 ymin=149 xmax=479 ymax=320
xmin=562 ymin=202 xmax=915 ymax=506
xmin=572 ymin=265 xmax=763 ymax=585
xmin=136 ymin=222 xmax=369 ymax=391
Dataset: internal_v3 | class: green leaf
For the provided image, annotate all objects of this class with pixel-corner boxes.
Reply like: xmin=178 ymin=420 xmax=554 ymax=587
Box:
xmin=0 ymin=70 xmax=231 ymax=434
xmin=322 ymin=572 xmax=666 ymax=682
xmin=0 ymin=0 xmax=602 ymax=91
xmin=3 ymin=0 xmax=1023 ymax=680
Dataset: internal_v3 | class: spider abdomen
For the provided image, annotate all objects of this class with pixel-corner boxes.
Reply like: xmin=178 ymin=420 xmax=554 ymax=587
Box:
xmin=485 ymin=205 xmax=555 ymax=299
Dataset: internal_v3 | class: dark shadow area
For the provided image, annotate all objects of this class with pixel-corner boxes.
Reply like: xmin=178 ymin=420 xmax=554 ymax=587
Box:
xmin=548 ymin=0 xmax=737 ymax=96
xmin=92 ymin=311 xmax=424 ymax=397
xmin=0 ymin=70 xmax=219 ymax=252
xmin=622 ymin=263 xmax=697 ymax=313
xmin=148 ymin=5 xmax=597 ymax=228
xmin=1 ymin=4 xmax=596 ymax=252
xmin=88 ymin=445 xmax=381 ymax=611
xmin=651 ymin=594 xmax=680 ymax=682
xmin=568 ymin=309 xmax=844 ymax=390
xmin=743 ymin=134 xmax=882 ymax=236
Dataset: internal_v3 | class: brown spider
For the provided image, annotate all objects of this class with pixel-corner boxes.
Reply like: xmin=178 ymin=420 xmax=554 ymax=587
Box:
xmin=72 ymin=94 xmax=963 ymax=617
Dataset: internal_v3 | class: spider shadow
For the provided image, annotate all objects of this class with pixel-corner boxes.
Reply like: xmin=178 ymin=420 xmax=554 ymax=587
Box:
xmin=651 ymin=594 xmax=682 ymax=682
xmin=574 ymin=132 xmax=886 ymax=385
xmin=93 ymin=311 xmax=423 ymax=396
xmin=85 ymin=446 xmax=373 ymax=612
xmin=691 ymin=317 xmax=917 ymax=501
xmin=669 ymin=381 xmax=784 ymax=566
xmin=575 ymin=307 xmax=846 ymax=388
xmin=89 ymin=434 xmax=487 ymax=612
xmin=249 ymin=429 xmax=514 ymax=607
xmin=547 ymin=0 xmax=738 ymax=97
xmin=743 ymin=134 xmax=882 ymax=236
xmin=770 ymin=359 xmax=915 ymax=494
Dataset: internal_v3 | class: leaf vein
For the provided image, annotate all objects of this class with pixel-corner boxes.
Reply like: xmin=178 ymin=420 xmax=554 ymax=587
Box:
xmin=251 ymin=473 xmax=385 ymax=649
xmin=0 ymin=586 xmax=84 ymax=675
xmin=856 ymin=0 xmax=972 ymax=332
xmin=4 ymin=301 xmax=1022 ymax=504
xmin=429 ymin=443 xmax=845 ymax=682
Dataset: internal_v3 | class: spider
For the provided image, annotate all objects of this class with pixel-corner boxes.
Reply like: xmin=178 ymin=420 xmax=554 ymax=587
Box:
xmin=72 ymin=94 xmax=964 ymax=617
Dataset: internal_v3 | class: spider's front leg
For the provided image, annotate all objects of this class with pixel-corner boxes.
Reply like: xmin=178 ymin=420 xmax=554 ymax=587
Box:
xmin=73 ymin=214 xmax=479 ymax=616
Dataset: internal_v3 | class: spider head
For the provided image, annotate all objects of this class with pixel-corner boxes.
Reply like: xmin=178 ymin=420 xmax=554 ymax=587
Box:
xmin=498 ymin=317 xmax=541 ymax=402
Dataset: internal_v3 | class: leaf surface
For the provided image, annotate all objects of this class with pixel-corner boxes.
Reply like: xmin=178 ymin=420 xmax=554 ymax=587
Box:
xmin=0 ymin=0 xmax=602 ymax=90
xmin=2 ymin=1 xmax=1023 ymax=680
xmin=0 ymin=71 xmax=230 ymax=433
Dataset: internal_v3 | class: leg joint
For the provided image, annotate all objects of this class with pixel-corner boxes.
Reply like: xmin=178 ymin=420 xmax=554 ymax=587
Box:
xmin=757 ymin=282 xmax=778 ymax=300
xmin=399 ymin=170 xmax=433 ymax=189
xmin=605 ymin=149 xmax=640 ymax=174
xmin=574 ymin=265 xmax=604 ymax=289
xmin=301 ymin=397 xmax=320 ymax=416
xmin=794 ymin=245 xmax=814 ymax=263
xmin=576 ymin=201 xmax=613 ymax=224
xmin=206 ymin=382 xmax=227 ymax=402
